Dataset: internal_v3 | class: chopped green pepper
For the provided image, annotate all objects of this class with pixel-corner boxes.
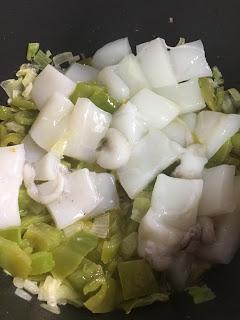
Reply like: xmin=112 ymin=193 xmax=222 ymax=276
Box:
xmin=206 ymin=139 xmax=232 ymax=168
xmin=0 ymin=227 xmax=21 ymax=244
xmin=31 ymin=251 xmax=55 ymax=275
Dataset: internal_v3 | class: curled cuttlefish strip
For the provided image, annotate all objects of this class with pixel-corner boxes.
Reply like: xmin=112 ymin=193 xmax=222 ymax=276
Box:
xmin=23 ymin=163 xmax=65 ymax=204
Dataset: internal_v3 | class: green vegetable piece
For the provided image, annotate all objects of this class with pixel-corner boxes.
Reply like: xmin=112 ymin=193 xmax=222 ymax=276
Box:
xmin=0 ymin=228 xmax=21 ymax=244
xmin=70 ymin=82 xmax=119 ymax=113
xmin=68 ymin=258 xmax=103 ymax=297
xmin=20 ymin=238 xmax=33 ymax=255
xmin=121 ymin=293 xmax=169 ymax=314
xmin=0 ymin=236 xmax=31 ymax=278
xmin=0 ymin=124 xmax=7 ymax=139
xmin=120 ymin=232 xmax=138 ymax=259
xmin=206 ymin=139 xmax=232 ymax=168
xmin=199 ymin=78 xmax=219 ymax=111
xmin=83 ymin=276 xmax=105 ymax=296
xmin=21 ymin=214 xmax=52 ymax=232
xmin=1 ymin=133 xmax=23 ymax=146
xmin=101 ymin=233 xmax=121 ymax=264
xmin=24 ymin=222 xmax=63 ymax=251
xmin=19 ymin=185 xmax=44 ymax=217
xmin=33 ymin=49 xmax=52 ymax=69
xmin=231 ymin=133 xmax=240 ymax=156
xmin=226 ymin=155 xmax=240 ymax=167
xmin=27 ymin=43 xmax=40 ymax=61
xmin=90 ymin=88 xmax=119 ymax=113
xmin=131 ymin=196 xmax=150 ymax=223
xmin=11 ymin=96 xmax=37 ymax=110
xmin=162 ymin=160 xmax=181 ymax=176
xmin=228 ymin=88 xmax=240 ymax=108
xmin=14 ymin=110 xmax=37 ymax=126
xmin=118 ymin=260 xmax=159 ymax=300
xmin=187 ymin=285 xmax=216 ymax=304
xmin=53 ymin=231 xmax=98 ymax=279
xmin=31 ymin=251 xmax=55 ymax=275
xmin=221 ymin=92 xmax=235 ymax=114
xmin=0 ymin=106 xmax=14 ymax=120
xmin=212 ymin=66 xmax=224 ymax=86
xmin=84 ymin=278 xmax=117 ymax=313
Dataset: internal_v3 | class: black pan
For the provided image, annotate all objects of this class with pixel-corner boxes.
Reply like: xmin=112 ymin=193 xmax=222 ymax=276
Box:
xmin=0 ymin=1 xmax=240 ymax=319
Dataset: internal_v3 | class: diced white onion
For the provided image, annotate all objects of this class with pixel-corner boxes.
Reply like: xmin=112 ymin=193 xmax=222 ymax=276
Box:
xmin=34 ymin=152 xmax=60 ymax=181
xmin=65 ymin=63 xmax=98 ymax=82
xmin=90 ymin=173 xmax=119 ymax=217
xmin=195 ymin=111 xmax=240 ymax=158
xmin=116 ymin=54 xmax=149 ymax=96
xmin=98 ymin=66 xmax=130 ymax=101
xmin=31 ymin=65 xmax=75 ymax=109
xmin=169 ymin=40 xmax=212 ymax=82
xmin=137 ymin=38 xmax=177 ymax=88
xmin=151 ymin=174 xmax=203 ymax=231
xmin=155 ymin=78 xmax=205 ymax=114
xmin=64 ymin=98 xmax=112 ymax=162
xmin=23 ymin=135 xmax=46 ymax=164
xmin=92 ymin=37 xmax=132 ymax=69
xmin=13 ymin=277 xmax=25 ymax=289
xmin=180 ymin=113 xmax=197 ymax=132
xmin=40 ymin=303 xmax=61 ymax=315
xmin=30 ymin=92 xmax=74 ymax=151
xmin=162 ymin=118 xmax=193 ymax=147
xmin=44 ymin=169 xmax=100 ymax=229
xmin=111 ymin=102 xmax=147 ymax=144
xmin=173 ymin=144 xmax=208 ymax=179
xmin=24 ymin=279 xmax=39 ymax=295
xmin=15 ymin=288 xmax=32 ymax=302
xmin=96 ymin=128 xmax=131 ymax=170
xmin=130 ymin=88 xmax=179 ymax=129
xmin=117 ymin=130 xmax=184 ymax=199
xmin=199 ymin=165 xmax=236 ymax=216
xmin=0 ymin=144 xmax=25 ymax=229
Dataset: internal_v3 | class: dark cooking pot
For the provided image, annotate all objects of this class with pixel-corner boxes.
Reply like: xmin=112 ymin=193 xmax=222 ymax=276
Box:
xmin=0 ymin=1 xmax=240 ymax=319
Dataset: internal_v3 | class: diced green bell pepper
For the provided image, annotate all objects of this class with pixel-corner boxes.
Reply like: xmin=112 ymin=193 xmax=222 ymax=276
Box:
xmin=31 ymin=251 xmax=55 ymax=275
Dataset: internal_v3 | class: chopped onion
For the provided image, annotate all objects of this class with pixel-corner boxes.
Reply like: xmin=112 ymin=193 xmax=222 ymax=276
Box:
xmin=40 ymin=303 xmax=61 ymax=315
xmin=111 ymin=102 xmax=147 ymax=144
xmin=162 ymin=118 xmax=194 ymax=147
xmin=98 ymin=66 xmax=130 ymax=101
xmin=65 ymin=63 xmax=98 ymax=82
xmin=13 ymin=277 xmax=25 ymax=289
xmin=23 ymin=135 xmax=46 ymax=164
xmin=43 ymin=169 xmax=100 ymax=229
xmin=169 ymin=40 xmax=212 ymax=82
xmin=64 ymin=98 xmax=112 ymax=162
xmin=24 ymin=279 xmax=39 ymax=295
xmin=0 ymin=144 xmax=25 ymax=229
xmin=155 ymin=78 xmax=205 ymax=114
xmin=52 ymin=52 xmax=74 ymax=68
xmin=199 ymin=165 xmax=236 ymax=216
xmin=117 ymin=130 xmax=184 ymax=199
xmin=30 ymin=92 xmax=74 ymax=151
xmin=195 ymin=111 xmax=240 ymax=158
xmin=31 ymin=64 xmax=75 ymax=109
xmin=96 ymin=128 xmax=131 ymax=170
xmin=116 ymin=54 xmax=149 ymax=96
xmin=92 ymin=37 xmax=132 ymax=69
xmin=90 ymin=173 xmax=119 ymax=217
xmin=15 ymin=288 xmax=32 ymax=302
xmin=34 ymin=152 xmax=60 ymax=181
xmin=180 ymin=113 xmax=197 ymax=132
xmin=151 ymin=174 xmax=203 ymax=231
xmin=137 ymin=38 xmax=177 ymax=88
xmin=130 ymin=88 xmax=180 ymax=129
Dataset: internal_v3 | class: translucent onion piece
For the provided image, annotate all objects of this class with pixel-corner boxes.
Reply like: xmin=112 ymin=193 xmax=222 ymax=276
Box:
xmin=64 ymin=98 xmax=112 ymax=162
xmin=130 ymin=88 xmax=179 ymax=129
xmin=173 ymin=144 xmax=208 ymax=179
xmin=117 ymin=130 xmax=184 ymax=199
xmin=92 ymin=37 xmax=132 ymax=69
xmin=151 ymin=174 xmax=203 ymax=231
xmin=169 ymin=40 xmax=212 ymax=82
xmin=43 ymin=169 xmax=100 ymax=229
xmin=180 ymin=113 xmax=197 ymax=132
xmin=65 ymin=63 xmax=98 ymax=83
xmin=155 ymin=78 xmax=205 ymax=114
xmin=34 ymin=152 xmax=60 ymax=181
xmin=23 ymin=135 xmax=46 ymax=164
xmin=30 ymin=92 xmax=74 ymax=151
xmin=116 ymin=54 xmax=149 ymax=96
xmin=90 ymin=173 xmax=119 ymax=217
xmin=195 ymin=111 xmax=240 ymax=158
xmin=0 ymin=144 xmax=25 ymax=228
xmin=31 ymin=65 xmax=75 ymax=109
xmin=98 ymin=66 xmax=130 ymax=101
xmin=23 ymin=163 xmax=64 ymax=205
xmin=111 ymin=102 xmax=147 ymax=144
xmin=137 ymin=38 xmax=177 ymax=88
xmin=96 ymin=128 xmax=131 ymax=170
xmin=162 ymin=118 xmax=193 ymax=147
xmin=199 ymin=165 xmax=236 ymax=217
